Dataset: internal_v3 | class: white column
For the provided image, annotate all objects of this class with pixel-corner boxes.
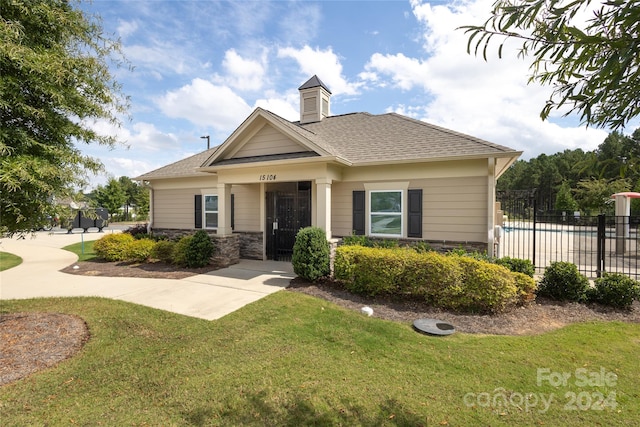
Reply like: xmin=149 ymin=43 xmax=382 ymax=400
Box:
xmin=217 ymin=183 xmax=232 ymax=236
xmin=316 ymin=178 xmax=332 ymax=239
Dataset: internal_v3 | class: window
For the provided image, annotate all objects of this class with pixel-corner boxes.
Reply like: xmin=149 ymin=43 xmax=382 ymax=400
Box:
xmin=369 ymin=190 xmax=403 ymax=236
xmin=204 ymin=195 xmax=218 ymax=228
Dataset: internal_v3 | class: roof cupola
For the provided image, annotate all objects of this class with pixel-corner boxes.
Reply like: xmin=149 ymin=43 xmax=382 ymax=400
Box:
xmin=298 ymin=75 xmax=331 ymax=124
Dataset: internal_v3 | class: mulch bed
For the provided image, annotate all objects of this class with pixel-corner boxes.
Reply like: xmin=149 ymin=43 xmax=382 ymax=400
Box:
xmin=0 ymin=313 xmax=89 ymax=387
xmin=287 ymin=277 xmax=640 ymax=336
xmin=60 ymin=259 xmax=222 ymax=279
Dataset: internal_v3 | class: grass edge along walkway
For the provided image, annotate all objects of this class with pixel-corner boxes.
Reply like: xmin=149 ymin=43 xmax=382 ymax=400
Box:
xmin=0 ymin=292 xmax=638 ymax=426
xmin=0 ymin=251 xmax=22 ymax=271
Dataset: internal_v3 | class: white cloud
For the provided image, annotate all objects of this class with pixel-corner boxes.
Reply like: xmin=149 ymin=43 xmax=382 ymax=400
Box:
xmin=117 ymin=19 xmax=138 ymax=39
xmin=254 ymin=90 xmax=299 ymax=121
xmin=370 ymin=0 xmax=609 ymax=158
xmin=365 ymin=53 xmax=430 ymax=91
xmin=277 ymin=45 xmax=362 ymax=96
xmin=216 ymin=49 xmax=267 ymax=91
xmin=157 ymin=78 xmax=252 ymax=131
xmin=88 ymin=119 xmax=179 ymax=153
xmin=124 ymin=44 xmax=191 ymax=76
xmin=277 ymin=3 xmax=322 ymax=45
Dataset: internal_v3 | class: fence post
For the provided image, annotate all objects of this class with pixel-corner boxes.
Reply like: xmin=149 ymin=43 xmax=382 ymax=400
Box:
xmin=532 ymin=198 xmax=537 ymax=268
xmin=597 ymin=214 xmax=606 ymax=278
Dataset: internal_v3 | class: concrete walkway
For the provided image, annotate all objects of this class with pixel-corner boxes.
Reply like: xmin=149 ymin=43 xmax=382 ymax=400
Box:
xmin=0 ymin=230 xmax=294 ymax=320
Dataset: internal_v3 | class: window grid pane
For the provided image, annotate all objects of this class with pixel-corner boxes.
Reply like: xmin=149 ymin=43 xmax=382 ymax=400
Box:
xmin=205 ymin=213 xmax=218 ymax=228
xmin=204 ymin=195 xmax=218 ymax=228
xmin=370 ymin=190 xmax=402 ymax=236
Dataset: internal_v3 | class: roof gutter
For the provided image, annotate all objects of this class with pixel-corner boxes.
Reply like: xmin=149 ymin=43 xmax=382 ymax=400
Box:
xmin=351 ymin=151 xmax=523 ymax=168
xmin=196 ymin=155 xmax=351 ymax=173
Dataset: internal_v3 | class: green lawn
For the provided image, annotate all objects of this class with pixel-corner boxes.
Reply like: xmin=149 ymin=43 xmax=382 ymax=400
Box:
xmin=1 ymin=294 xmax=638 ymax=426
xmin=0 ymin=251 xmax=22 ymax=271
xmin=62 ymin=239 xmax=97 ymax=261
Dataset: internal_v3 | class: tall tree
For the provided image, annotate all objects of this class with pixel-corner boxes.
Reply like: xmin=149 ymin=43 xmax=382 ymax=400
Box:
xmin=118 ymin=176 xmax=137 ymax=221
xmin=462 ymin=0 xmax=640 ymax=129
xmin=94 ymin=178 xmax=126 ymax=220
xmin=0 ymin=0 xmax=128 ymax=235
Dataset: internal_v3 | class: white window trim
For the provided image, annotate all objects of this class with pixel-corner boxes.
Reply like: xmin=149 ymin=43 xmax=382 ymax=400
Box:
xmin=363 ymin=182 xmax=409 ymax=238
xmin=203 ymin=193 xmax=218 ymax=230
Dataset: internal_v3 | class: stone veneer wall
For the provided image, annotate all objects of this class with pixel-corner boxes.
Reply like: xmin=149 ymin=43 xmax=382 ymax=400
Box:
xmin=151 ymin=228 xmax=240 ymax=267
xmin=235 ymin=231 xmax=264 ymax=260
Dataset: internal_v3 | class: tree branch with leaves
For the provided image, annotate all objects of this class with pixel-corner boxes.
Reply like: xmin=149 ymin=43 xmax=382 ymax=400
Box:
xmin=1 ymin=0 xmax=129 ymax=235
xmin=461 ymin=0 xmax=640 ymax=129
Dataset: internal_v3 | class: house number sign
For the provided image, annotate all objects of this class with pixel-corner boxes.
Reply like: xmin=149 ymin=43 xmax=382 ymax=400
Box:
xmin=259 ymin=174 xmax=277 ymax=181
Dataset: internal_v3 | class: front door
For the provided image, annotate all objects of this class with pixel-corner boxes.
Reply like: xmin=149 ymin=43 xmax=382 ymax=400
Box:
xmin=266 ymin=182 xmax=311 ymax=261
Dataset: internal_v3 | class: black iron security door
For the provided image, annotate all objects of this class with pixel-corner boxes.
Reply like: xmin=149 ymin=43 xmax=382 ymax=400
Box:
xmin=266 ymin=182 xmax=311 ymax=261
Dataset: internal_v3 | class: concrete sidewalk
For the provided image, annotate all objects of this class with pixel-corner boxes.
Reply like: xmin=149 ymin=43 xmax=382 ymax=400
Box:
xmin=0 ymin=230 xmax=294 ymax=320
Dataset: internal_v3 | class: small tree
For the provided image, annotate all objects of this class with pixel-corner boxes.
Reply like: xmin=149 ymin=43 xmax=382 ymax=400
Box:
xmin=554 ymin=181 xmax=578 ymax=213
xmin=292 ymin=227 xmax=330 ymax=282
xmin=94 ymin=178 xmax=127 ymax=220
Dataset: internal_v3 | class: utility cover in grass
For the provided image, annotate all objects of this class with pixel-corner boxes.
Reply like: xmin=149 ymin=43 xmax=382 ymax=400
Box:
xmin=413 ymin=318 xmax=455 ymax=336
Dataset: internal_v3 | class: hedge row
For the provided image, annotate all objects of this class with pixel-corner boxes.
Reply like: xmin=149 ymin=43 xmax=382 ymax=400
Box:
xmin=334 ymin=245 xmax=536 ymax=314
xmin=93 ymin=231 xmax=214 ymax=268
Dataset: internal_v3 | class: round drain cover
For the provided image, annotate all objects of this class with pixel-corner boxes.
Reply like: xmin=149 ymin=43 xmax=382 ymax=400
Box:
xmin=413 ymin=318 xmax=455 ymax=336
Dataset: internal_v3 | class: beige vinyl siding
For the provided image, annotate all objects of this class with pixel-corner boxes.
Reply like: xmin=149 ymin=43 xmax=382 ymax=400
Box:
xmin=230 ymin=124 xmax=310 ymax=159
xmin=331 ymin=177 xmax=487 ymax=242
xmin=153 ymin=189 xmax=196 ymax=229
xmin=415 ymin=176 xmax=488 ymax=242
xmin=232 ymin=184 xmax=260 ymax=231
xmin=331 ymin=181 xmax=364 ymax=236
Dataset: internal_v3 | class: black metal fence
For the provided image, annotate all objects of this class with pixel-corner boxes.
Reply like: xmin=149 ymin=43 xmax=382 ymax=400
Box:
xmin=497 ymin=191 xmax=640 ymax=279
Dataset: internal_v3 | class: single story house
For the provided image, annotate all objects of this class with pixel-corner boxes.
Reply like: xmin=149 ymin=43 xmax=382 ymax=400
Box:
xmin=137 ymin=75 xmax=521 ymax=264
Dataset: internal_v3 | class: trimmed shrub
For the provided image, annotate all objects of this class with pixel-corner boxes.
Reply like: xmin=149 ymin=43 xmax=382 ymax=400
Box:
xmin=292 ymin=227 xmax=330 ymax=281
xmin=538 ymin=262 xmax=590 ymax=302
xmin=588 ymin=273 xmax=640 ymax=310
xmin=124 ymin=238 xmax=155 ymax=262
xmin=447 ymin=248 xmax=493 ymax=262
xmin=495 ymin=257 xmax=535 ymax=277
xmin=151 ymin=240 xmax=176 ymax=264
xmin=513 ymin=272 xmax=538 ymax=304
xmin=334 ymin=245 xmax=529 ymax=314
xmin=93 ymin=233 xmax=135 ymax=261
xmin=410 ymin=241 xmax=433 ymax=253
xmin=183 ymin=230 xmax=214 ymax=268
xmin=442 ymin=256 xmax=520 ymax=314
xmin=334 ymin=246 xmax=411 ymax=295
xmin=172 ymin=235 xmax=193 ymax=267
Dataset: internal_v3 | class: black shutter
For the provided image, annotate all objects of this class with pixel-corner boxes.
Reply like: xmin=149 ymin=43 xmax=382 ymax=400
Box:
xmin=352 ymin=191 xmax=365 ymax=235
xmin=231 ymin=194 xmax=235 ymax=231
xmin=407 ymin=189 xmax=422 ymax=238
xmin=194 ymin=195 xmax=202 ymax=229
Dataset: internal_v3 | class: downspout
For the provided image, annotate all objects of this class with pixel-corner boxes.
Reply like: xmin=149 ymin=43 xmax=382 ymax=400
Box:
xmin=147 ymin=185 xmax=154 ymax=234
xmin=487 ymin=158 xmax=496 ymax=257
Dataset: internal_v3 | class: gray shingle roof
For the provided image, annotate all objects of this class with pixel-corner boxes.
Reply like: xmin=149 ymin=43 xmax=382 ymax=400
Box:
xmin=137 ymin=109 xmax=520 ymax=180
xmin=298 ymin=75 xmax=332 ymax=94
xmin=135 ymin=147 xmax=218 ymax=180
xmin=297 ymin=112 xmax=517 ymax=164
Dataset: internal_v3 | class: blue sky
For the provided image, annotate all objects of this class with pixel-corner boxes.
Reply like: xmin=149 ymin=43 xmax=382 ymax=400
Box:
xmin=78 ymin=0 xmax=629 ymax=187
